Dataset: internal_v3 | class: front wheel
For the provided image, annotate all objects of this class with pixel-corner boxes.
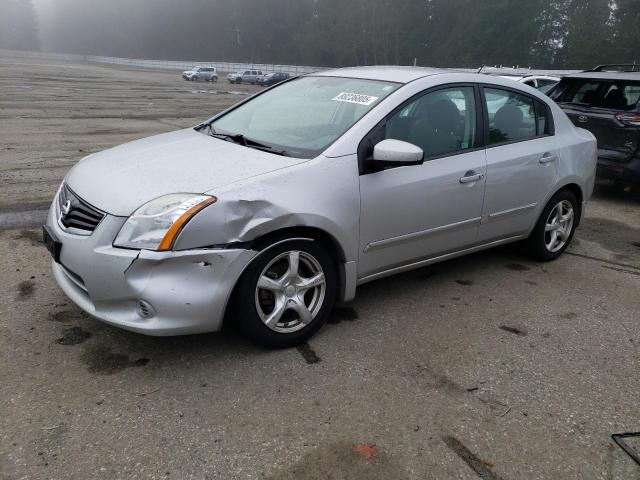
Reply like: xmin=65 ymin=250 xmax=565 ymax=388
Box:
xmin=234 ymin=239 xmax=337 ymax=348
xmin=523 ymin=190 xmax=579 ymax=261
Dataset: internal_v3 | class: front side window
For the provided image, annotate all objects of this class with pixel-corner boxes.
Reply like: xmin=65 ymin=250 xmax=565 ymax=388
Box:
xmin=484 ymin=88 xmax=537 ymax=144
xmin=384 ymin=86 xmax=477 ymax=158
xmin=210 ymin=76 xmax=399 ymax=158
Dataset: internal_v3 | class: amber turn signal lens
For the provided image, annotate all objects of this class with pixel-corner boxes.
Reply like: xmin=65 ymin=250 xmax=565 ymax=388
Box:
xmin=157 ymin=196 xmax=217 ymax=251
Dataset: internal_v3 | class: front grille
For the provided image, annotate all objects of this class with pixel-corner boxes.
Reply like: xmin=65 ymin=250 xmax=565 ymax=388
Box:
xmin=58 ymin=184 xmax=105 ymax=233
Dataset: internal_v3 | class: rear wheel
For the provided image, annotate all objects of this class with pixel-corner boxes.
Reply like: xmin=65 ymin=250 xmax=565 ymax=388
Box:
xmin=234 ymin=239 xmax=336 ymax=348
xmin=523 ymin=190 xmax=579 ymax=261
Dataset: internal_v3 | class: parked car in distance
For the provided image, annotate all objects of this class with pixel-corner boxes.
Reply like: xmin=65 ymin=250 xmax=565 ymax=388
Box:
xmin=227 ymin=71 xmax=244 ymax=84
xmin=257 ymin=72 xmax=291 ymax=86
xmin=182 ymin=66 xmax=218 ymax=82
xmin=549 ymin=64 xmax=640 ymax=188
xmin=44 ymin=67 xmax=596 ymax=348
xmin=500 ymin=75 xmax=561 ymax=94
xmin=227 ymin=69 xmax=264 ymax=84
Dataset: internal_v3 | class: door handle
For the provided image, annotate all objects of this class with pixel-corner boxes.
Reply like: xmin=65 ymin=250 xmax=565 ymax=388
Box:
xmin=459 ymin=171 xmax=484 ymax=184
xmin=540 ymin=153 xmax=558 ymax=164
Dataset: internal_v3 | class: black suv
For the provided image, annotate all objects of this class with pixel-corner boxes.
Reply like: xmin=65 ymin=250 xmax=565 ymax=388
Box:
xmin=549 ymin=65 xmax=640 ymax=187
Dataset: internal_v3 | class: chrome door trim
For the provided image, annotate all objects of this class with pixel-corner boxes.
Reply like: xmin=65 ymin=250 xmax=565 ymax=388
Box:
xmin=358 ymin=235 xmax=525 ymax=284
xmin=486 ymin=203 xmax=538 ymax=221
xmin=363 ymin=217 xmax=482 ymax=253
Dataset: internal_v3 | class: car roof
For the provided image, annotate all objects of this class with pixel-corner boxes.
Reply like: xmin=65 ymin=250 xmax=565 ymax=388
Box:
xmin=313 ymin=66 xmax=446 ymax=84
xmin=562 ymin=71 xmax=640 ymax=81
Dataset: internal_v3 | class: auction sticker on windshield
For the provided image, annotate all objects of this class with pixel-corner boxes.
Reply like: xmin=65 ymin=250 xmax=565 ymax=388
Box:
xmin=332 ymin=92 xmax=379 ymax=106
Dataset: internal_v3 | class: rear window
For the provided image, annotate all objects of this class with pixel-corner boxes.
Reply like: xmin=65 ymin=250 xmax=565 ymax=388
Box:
xmin=552 ymin=78 xmax=640 ymax=111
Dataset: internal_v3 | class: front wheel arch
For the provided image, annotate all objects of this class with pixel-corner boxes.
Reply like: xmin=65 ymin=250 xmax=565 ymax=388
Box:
xmin=223 ymin=227 xmax=347 ymax=328
xmin=231 ymin=238 xmax=338 ymax=347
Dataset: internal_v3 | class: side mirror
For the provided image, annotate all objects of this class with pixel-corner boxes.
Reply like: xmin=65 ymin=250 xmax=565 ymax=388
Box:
xmin=371 ymin=139 xmax=424 ymax=167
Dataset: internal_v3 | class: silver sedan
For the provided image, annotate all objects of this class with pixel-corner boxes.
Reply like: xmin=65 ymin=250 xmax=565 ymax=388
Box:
xmin=44 ymin=67 xmax=596 ymax=347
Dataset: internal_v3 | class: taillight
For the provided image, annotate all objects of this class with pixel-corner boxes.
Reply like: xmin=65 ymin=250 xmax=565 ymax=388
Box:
xmin=615 ymin=112 xmax=640 ymax=127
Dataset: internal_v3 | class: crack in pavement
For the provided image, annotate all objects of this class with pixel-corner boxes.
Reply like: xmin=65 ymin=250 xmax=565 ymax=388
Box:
xmin=442 ymin=435 xmax=505 ymax=480
xmin=565 ymin=252 xmax=640 ymax=271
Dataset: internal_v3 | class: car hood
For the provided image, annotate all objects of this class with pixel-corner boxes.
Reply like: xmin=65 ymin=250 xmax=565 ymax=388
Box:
xmin=65 ymin=128 xmax=306 ymax=216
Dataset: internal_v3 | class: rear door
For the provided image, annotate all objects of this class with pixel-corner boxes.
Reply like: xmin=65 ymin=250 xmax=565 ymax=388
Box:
xmin=478 ymin=86 xmax=560 ymax=242
xmin=552 ymin=78 xmax=640 ymax=163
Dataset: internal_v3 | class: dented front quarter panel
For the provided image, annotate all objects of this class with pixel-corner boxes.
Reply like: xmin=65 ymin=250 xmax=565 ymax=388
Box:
xmin=174 ymin=153 xmax=362 ymax=265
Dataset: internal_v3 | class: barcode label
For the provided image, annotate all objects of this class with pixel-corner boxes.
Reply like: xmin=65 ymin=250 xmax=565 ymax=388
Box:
xmin=332 ymin=92 xmax=379 ymax=106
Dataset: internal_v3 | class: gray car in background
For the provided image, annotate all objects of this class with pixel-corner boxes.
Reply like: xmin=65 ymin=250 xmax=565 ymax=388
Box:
xmin=44 ymin=67 xmax=596 ymax=347
xmin=182 ymin=66 xmax=218 ymax=82
xmin=227 ymin=69 xmax=264 ymax=84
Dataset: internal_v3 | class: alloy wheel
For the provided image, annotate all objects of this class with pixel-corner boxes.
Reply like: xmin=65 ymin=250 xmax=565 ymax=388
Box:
xmin=544 ymin=200 xmax=574 ymax=252
xmin=254 ymin=250 xmax=326 ymax=333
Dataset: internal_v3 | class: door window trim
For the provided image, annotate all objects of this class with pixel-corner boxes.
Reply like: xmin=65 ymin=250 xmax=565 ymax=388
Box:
xmin=358 ymin=83 xmax=485 ymax=174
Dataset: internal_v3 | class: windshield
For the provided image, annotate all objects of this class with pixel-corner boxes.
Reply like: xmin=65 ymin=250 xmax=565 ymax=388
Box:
xmin=209 ymin=76 xmax=400 ymax=158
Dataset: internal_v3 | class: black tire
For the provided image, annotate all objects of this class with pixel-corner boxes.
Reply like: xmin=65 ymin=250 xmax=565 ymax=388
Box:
xmin=523 ymin=189 xmax=580 ymax=261
xmin=234 ymin=239 xmax=337 ymax=348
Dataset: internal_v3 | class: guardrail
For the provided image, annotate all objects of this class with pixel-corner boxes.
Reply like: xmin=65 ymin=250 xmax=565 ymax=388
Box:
xmin=0 ymin=48 xmax=582 ymax=77
xmin=0 ymin=49 xmax=324 ymax=75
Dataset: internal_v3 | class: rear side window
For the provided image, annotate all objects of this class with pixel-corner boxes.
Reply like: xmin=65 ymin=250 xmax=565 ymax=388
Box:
xmin=534 ymin=99 xmax=551 ymax=136
xmin=484 ymin=88 xmax=537 ymax=144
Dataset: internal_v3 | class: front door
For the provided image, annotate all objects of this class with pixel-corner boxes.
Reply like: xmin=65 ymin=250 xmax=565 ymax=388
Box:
xmin=358 ymin=85 xmax=487 ymax=279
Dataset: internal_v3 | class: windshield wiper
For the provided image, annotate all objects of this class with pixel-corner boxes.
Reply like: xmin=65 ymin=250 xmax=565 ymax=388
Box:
xmin=208 ymin=127 xmax=288 ymax=156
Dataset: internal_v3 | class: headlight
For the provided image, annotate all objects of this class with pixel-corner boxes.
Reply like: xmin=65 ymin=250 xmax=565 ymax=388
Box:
xmin=114 ymin=194 xmax=216 ymax=251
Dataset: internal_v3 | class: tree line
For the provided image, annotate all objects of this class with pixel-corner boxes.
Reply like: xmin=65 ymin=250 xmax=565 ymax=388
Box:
xmin=2 ymin=0 xmax=639 ymax=69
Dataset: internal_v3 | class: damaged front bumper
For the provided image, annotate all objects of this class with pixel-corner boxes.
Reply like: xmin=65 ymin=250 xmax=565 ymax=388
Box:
xmin=46 ymin=204 xmax=257 ymax=336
